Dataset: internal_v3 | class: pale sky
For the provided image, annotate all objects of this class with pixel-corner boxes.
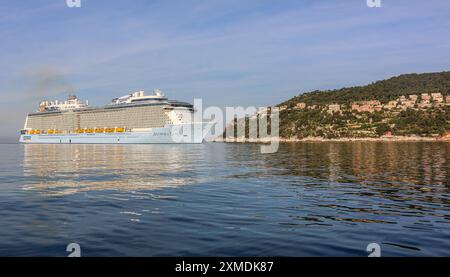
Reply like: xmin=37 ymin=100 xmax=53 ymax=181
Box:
xmin=1 ymin=0 xmax=450 ymax=141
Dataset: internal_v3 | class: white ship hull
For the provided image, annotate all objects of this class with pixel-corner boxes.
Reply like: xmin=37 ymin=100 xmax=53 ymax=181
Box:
xmin=19 ymin=123 xmax=209 ymax=144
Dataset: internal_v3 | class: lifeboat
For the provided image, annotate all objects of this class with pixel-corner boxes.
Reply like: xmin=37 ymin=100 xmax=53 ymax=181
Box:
xmin=95 ymin=128 xmax=104 ymax=133
xmin=115 ymin=127 xmax=125 ymax=133
xmin=47 ymin=129 xmax=55 ymax=134
xmin=86 ymin=128 xmax=94 ymax=133
xmin=105 ymin=128 xmax=114 ymax=133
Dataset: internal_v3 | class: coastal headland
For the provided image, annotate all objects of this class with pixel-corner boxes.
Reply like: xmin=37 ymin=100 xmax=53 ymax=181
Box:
xmin=220 ymin=71 xmax=450 ymax=143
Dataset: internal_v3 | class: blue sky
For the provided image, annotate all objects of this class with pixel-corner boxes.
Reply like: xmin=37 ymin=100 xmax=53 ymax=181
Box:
xmin=1 ymin=0 xmax=450 ymax=140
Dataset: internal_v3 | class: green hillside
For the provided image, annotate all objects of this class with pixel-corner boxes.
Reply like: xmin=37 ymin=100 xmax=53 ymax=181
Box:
xmin=281 ymin=71 xmax=450 ymax=107
xmin=224 ymin=71 xmax=450 ymax=140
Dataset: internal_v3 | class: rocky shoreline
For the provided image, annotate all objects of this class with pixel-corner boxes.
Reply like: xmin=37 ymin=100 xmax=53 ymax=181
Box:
xmin=211 ymin=135 xmax=450 ymax=143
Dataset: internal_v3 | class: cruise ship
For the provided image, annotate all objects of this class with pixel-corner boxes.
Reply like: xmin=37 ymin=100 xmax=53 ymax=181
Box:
xmin=19 ymin=89 xmax=211 ymax=144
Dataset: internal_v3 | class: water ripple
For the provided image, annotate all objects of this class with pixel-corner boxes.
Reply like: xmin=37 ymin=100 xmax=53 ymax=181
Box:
xmin=0 ymin=142 xmax=448 ymax=256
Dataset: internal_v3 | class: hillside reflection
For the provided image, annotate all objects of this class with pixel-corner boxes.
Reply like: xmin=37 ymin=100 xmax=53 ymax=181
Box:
xmin=256 ymin=142 xmax=450 ymax=210
xmin=272 ymin=142 xmax=449 ymax=187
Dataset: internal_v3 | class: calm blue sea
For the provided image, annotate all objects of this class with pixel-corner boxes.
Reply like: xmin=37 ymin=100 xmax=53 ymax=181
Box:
xmin=0 ymin=142 xmax=449 ymax=256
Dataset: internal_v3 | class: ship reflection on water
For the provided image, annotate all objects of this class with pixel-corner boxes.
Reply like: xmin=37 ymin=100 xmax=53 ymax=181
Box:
xmin=22 ymin=144 xmax=217 ymax=196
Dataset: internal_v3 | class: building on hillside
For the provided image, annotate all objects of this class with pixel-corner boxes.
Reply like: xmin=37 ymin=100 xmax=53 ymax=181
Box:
xmin=351 ymin=100 xmax=381 ymax=113
xmin=384 ymin=100 xmax=398 ymax=109
xmin=400 ymin=100 xmax=416 ymax=110
xmin=409 ymin=94 xmax=418 ymax=102
xmin=421 ymin=93 xmax=431 ymax=103
xmin=418 ymin=102 xmax=431 ymax=109
xmin=398 ymin=95 xmax=416 ymax=107
xmin=327 ymin=104 xmax=341 ymax=114
xmin=431 ymin=92 xmax=444 ymax=103
xmin=365 ymin=100 xmax=381 ymax=106
xmin=295 ymin=102 xmax=306 ymax=109
xmin=351 ymin=103 xmax=364 ymax=112
xmin=399 ymin=96 xmax=407 ymax=103
xmin=278 ymin=105 xmax=288 ymax=111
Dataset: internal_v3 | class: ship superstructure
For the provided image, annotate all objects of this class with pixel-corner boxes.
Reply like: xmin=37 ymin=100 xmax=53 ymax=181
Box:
xmin=39 ymin=94 xmax=89 ymax=112
xmin=19 ymin=90 xmax=209 ymax=144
